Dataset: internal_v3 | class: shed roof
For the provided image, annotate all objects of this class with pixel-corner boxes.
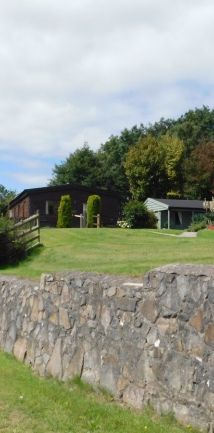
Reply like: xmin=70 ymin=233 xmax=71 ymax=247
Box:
xmin=145 ymin=198 xmax=204 ymax=211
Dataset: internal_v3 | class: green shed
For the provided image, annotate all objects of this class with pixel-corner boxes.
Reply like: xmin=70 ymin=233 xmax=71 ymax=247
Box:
xmin=144 ymin=198 xmax=205 ymax=229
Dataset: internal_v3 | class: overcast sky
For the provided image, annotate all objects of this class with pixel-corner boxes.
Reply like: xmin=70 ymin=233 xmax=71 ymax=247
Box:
xmin=1 ymin=0 xmax=214 ymax=192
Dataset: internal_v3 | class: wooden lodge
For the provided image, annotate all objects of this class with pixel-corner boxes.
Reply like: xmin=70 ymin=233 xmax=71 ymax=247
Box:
xmin=8 ymin=184 xmax=121 ymax=227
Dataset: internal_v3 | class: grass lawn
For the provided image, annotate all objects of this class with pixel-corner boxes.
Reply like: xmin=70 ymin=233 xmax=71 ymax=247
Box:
xmin=0 ymin=352 xmax=198 ymax=433
xmin=0 ymin=228 xmax=214 ymax=279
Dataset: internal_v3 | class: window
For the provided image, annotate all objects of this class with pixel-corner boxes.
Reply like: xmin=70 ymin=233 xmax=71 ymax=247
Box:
xmin=45 ymin=200 xmax=55 ymax=215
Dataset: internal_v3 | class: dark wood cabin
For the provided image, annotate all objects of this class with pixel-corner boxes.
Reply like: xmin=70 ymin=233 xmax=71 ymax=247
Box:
xmin=8 ymin=184 xmax=121 ymax=227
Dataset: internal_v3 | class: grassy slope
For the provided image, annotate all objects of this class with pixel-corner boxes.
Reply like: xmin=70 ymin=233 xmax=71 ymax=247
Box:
xmin=0 ymin=228 xmax=214 ymax=278
xmin=0 ymin=352 xmax=197 ymax=433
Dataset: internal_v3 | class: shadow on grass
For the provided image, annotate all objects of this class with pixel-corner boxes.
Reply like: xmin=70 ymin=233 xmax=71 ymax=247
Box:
xmin=0 ymin=243 xmax=44 ymax=272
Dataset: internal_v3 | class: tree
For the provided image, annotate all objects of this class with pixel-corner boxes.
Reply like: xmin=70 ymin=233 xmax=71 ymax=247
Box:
xmin=96 ymin=125 xmax=145 ymax=200
xmin=146 ymin=117 xmax=176 ymax=137
xmin=0 ymin=185 xmax=16 ymax=215
xmin=124 ymin=135 xmax=167 ymax=200
xmin=87 ymin=195 xmax=101 ymax=227
xmin=170 ymin=106 xmax=214 ymax=156
xmin=57 ymin=195 xmax=72 ymax=228
xmin=49 ymin=106 xmax=214 ymax=201
xmin=184 ymin=140 xmax=214 ymax=199
xmin=50 ymin=144 xmax=101 ymax=188
xmin=159 ymin=133 xmax=185 ymax=195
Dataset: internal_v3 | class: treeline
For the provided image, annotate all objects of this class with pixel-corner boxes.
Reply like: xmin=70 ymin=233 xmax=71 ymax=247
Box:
xmin=49 ymin=106 xmax=214 ymax=201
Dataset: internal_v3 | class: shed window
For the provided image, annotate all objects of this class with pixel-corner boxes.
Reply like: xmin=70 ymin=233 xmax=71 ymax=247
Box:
xmin=45 ymin=201 xmax=55 ymax=215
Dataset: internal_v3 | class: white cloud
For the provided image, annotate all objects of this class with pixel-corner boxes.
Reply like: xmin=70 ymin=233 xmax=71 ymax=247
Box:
xmin=11 ymin=172 xmax=48 ymax=187
xmin=0 ymin=0 xmax=214 ymax=189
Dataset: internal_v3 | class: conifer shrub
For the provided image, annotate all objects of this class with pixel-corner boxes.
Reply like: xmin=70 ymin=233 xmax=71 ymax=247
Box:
xmin=57 ymin=195 xmax=72 ymax=228
xmin=87 ymin=195 xmax=101 ymax=227
xmin=122 ymin=200 xmax=157 ymax=229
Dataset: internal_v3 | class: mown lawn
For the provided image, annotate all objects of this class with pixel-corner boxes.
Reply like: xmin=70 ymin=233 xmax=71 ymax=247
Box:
xmin=0 ymin=228 xmax=214 ymax=279
xmin=0 ymin=352 xmax=198 ymax=433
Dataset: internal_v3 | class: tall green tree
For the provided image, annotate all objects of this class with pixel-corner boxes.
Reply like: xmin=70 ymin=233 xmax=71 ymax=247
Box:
xmin=170 ymin=106 xmax=214 ymax=156
xmin=159 ymin=133 xmax=185 ymax=195
xmin=124 ymin=134 xmax=185 ymax=200
xmin=50 ymin=144 xmax=101 ymax=188
xmin=146 ymin=117 xmax=176 ymax=137
xmin=0 ymin=185 xmax=16 ymax=215
xmin=124 ymin=135 xmax=167 ymax=200
xmin=97 ymin=125 xmax=144 ymax=200
xmin=48 ymin=106 xmax=214 ymax=201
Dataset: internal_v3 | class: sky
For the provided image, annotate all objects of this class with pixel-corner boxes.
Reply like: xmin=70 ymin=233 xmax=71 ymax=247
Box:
xmin=1 ymin=0 xmax=214 ymax=193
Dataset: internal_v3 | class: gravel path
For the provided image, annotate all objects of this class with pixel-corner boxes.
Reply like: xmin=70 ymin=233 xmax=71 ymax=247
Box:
xmin=151 ymin=231 xmax=197 ymax=238
xmin=178 ymin=231 xmax=197 ymax=237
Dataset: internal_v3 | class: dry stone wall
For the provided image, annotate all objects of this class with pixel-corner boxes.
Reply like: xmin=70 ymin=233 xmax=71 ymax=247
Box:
xmin=0 ymin=265 xmax=214 ymax=430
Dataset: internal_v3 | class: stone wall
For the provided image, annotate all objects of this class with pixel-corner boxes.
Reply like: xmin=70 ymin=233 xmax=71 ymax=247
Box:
xmin=0 ymin=265 xmax=214 ymax=430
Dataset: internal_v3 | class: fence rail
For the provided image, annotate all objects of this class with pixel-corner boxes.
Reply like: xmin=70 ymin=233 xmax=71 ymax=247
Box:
xmin=14 ymin=211 xmax=40 ymax=250
xmin=74 ymin=213 xmax=100 ymax=228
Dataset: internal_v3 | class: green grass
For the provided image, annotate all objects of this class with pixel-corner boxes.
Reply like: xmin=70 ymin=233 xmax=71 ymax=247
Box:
xmin=0 ymin=352 xmax=198 ymax=433
xmin=0 ymin=228 xmax=214 ymax=279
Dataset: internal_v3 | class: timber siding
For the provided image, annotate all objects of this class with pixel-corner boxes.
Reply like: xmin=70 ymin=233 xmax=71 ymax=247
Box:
xmin=9 ymin=184 xmax=121 ymax=227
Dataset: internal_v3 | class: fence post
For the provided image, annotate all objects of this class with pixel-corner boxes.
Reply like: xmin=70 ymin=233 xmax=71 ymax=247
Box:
xmin=97 ymin=214 xmax=100 ymax=228
xmin=36 ymin=210 xmax=40 ymax=244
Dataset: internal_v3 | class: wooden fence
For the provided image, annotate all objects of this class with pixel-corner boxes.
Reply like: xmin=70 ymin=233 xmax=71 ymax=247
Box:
xmin=14 ymin=211 xmax=40 ymax=250
xmin=74 ymin=213 xmax=100 ymax=228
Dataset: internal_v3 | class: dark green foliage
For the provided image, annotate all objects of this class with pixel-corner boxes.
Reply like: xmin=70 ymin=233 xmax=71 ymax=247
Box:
xmin=170 ymin=106 xmax=214 ymax=156
xmin=49 ymin=106 xmax=214 ymax=201
xmin=49 ymin=127 xmax=144 ymax=200
xmin=87 ymin=195 xmax=101 ymax=227
xmin=0 ymin=185 xmax=16 ymax=215
xmin=122 ymin=200 xmax=157 ymax=228
xmin=188 ymin=212 xmax=214 ymax=231
xmin=146 ymin=117 xmax=176 ymax=137
xmin=0 ymin=215 xmax=13 ymax=232
xmin=50 ymin=144 xmax=101 ymax=188
xmin=0 ymin=217 xmax=26 ymax=266
xmin=57 ymin=195 xmax=72 ymax=228
xmin=97 ymin=126 xmax=144 ymax=200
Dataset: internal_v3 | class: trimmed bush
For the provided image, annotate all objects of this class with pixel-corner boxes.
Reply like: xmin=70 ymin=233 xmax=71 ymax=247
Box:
xmin=57 ymin=195 xmax=72 ymax=228
xmin=87 ymin=195 xmax=101 ymax=228
xmin=122 ymin=200 xmax=157 ymax=229
xmin=0 ymin=217 xmax=26 ymax=266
